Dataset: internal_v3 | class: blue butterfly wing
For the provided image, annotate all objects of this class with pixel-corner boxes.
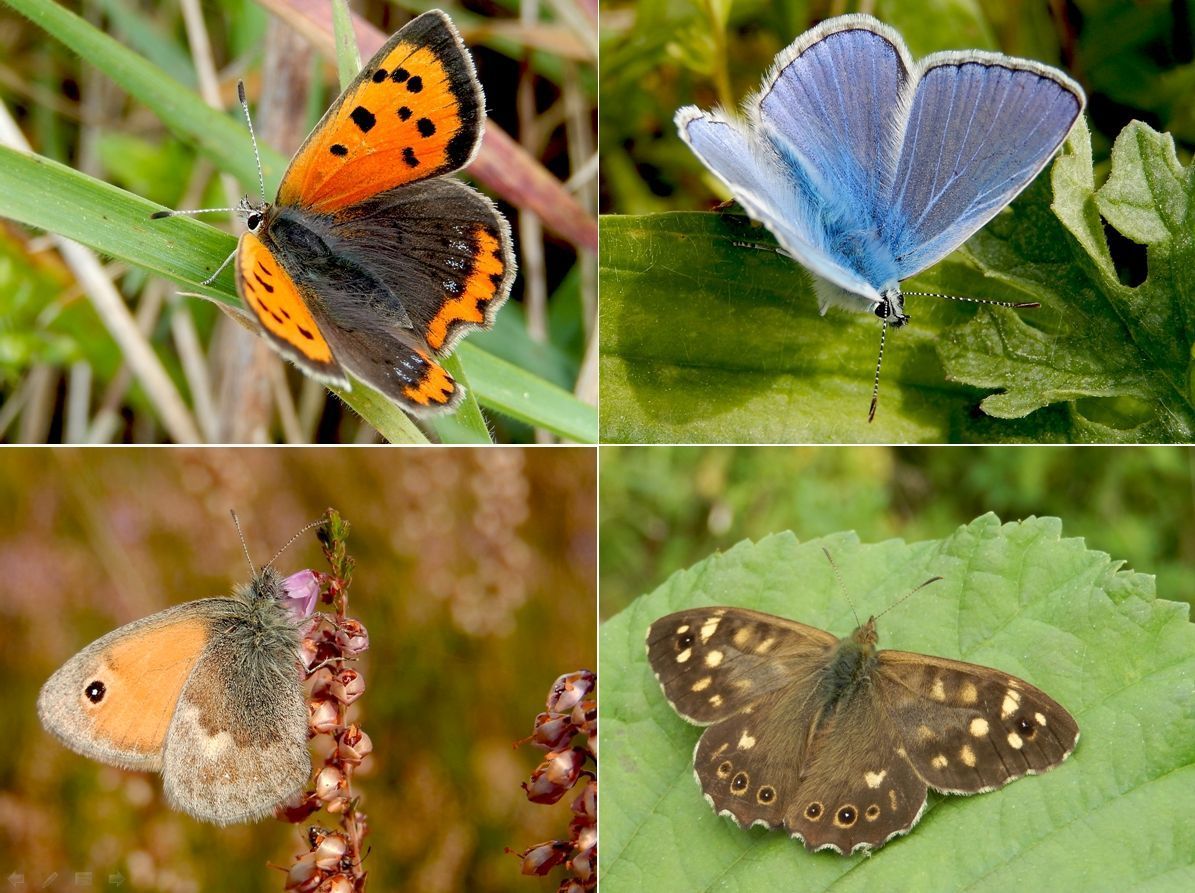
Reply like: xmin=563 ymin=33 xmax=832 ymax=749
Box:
xmin=885 ymin=55 xmax=1084 ymax=279
xmin=753 ymin=16 xmax=910 ymax=237
xmin=676 ymin=106 xmax=880 ymax=301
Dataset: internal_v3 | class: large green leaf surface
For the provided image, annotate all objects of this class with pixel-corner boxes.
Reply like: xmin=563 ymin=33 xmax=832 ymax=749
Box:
xmin=600 ymin=120 xmax=1195 ymax=443
xmin=601 ymin=514 xmax=1195 ymax=891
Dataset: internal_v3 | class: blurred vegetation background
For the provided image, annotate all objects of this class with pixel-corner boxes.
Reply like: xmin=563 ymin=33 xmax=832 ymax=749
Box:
xmin=600 ymin=0 xmax=1194 ymax=215
xmin=600 ymin=445 xmax=1195 ymax=618
xmin=0 ymin=0 xmax=597 ymax=442
xmin=0 ymin=447 xmax=595 ymax=892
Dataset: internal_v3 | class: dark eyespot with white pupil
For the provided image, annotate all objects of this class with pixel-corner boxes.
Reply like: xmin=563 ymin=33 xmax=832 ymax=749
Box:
xmin=676 ymin=632 xmax=694 ymax=650
xmin=837 ymin=806 xmax=856 ymax=825
xmin=757 ymin=785 xmax=776 ymax=804
xmin=731 ymin=772 xmax=748 ymax=792
xmin=1016 ymin=716 xmax=1036 ymax=736
xmin=805 ymin=802 xmax=822 ymax=819
xmin=85 ymin=680 xmax=106 ymax=703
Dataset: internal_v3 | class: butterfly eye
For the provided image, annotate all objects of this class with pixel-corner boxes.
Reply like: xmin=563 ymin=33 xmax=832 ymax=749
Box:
xmin=247 ymin=212 xmax=263 ymax=231
xmin=84 ymin=680 xmax=106 ymax=703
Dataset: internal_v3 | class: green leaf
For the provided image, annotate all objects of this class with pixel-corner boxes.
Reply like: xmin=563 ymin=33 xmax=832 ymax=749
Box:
xmin=944 ymin=119 xmax=1195 ymax=440
xmin=601 ymin=514 xmax=1195 ymax=890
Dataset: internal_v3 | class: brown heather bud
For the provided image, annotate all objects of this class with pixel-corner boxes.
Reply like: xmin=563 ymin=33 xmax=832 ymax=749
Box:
xmin=547 ymin=670 xmax=595 ymax=713
xmin=515 ymin=840 xmax=573 ymax=876
xmin=337 ymin=725 xmax=373 ymax=764
xmin=337 ymin=618 xmax=370 ymax=653
xmin=309 ymin=697 xmax=341 ymax=735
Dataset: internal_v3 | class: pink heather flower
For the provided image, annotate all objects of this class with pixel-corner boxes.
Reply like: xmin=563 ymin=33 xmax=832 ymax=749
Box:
xmin=282 ymin=569 xmax=321 ymax=619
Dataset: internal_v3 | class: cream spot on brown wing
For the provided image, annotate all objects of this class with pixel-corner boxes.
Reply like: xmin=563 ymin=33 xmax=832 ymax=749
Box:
xmin=931 ymin=754 xmax=948 ymax=769
xmin=1007 ymin=732 xmax=1023 ymax=750
xmin=1035 ymin=712 xmax=1047 ymax=727
xmin=743 ymin=705 xmax=755 ymax=714
xmin=708 ymin=694 xmax=723 ymax=708
xmin=916 ymin=724 xmax=935 ymax=742
xmin=896 ymin=746 xmax=908 ymax=758
xmin=691 ymin=676 xmax=712 ymax=692
xmin=716 ymin=760 xmax=732 ymax=778
xmin=864 ymin=770 xmax=886 ymax=789
xmin=960 ymin=682 xmax=978 ymax=704
xmin=705 ymin=650 xmax=724 ymax=668
xmin=969 ymin=717 xmax=990 ymax=737
xmin=732 ymin=678 xmax=753 ymax=691
xmin=756 ymin=637 xmax=775 ymax=654
xmin=676 ymin=624 xmax=690 ymax=635
xmin=930 ymin=677 xmax=946 ymax=701
xmin=738 ymin=731 xmax=756 ymax=750
xmin=732 ymin=627 xmax=752 ymax=648
xmin=700 ymin=617 xmax=721 ymax=643
xmin=960 ymin=744 xmax=976 ymax=767
xmin=676 ymin=648 xmax=692 ymax=664
xmin=1001 ymin=689 xmax=1021 ymax=718
xmin=712 ymin=743 xmax=729 ymax=758
xmin=888 ymin=789 xmax=898 ymax=810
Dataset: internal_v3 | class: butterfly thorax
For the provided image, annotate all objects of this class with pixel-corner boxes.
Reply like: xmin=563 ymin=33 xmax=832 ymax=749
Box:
xmin=817 ymin=620 xmax=880 ymax=709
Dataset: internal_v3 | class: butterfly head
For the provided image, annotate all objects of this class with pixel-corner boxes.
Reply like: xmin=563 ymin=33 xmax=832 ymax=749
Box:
xmin=873 ymin=288 xmax=909 ymax=328
xmin=235 ymin=195 xmax=271 ymax=234
xmin=852 ymin=617 xmax=880 ymax=650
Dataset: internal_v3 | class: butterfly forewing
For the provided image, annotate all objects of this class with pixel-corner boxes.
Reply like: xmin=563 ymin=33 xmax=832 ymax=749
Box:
xmin=875 ymin=651 xmax=1080 ymax=794
xmin=646 ymin=607 xmax=837 ymax=725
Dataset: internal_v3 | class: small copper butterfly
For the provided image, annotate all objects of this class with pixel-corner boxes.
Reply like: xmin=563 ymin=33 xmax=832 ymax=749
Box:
xmin=154 ymin=10 xmax=516 ymax=415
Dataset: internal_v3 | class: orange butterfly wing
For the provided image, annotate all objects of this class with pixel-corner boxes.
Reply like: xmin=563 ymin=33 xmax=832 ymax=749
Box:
xmin=235 ymin=231 xmax=348 ymax=387
xmin=276 ymin=10 xmax=484 ymax=215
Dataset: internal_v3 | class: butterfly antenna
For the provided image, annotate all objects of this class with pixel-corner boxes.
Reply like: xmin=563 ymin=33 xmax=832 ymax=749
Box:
xmin=821 ymin=548 xmax=861 ymax=628
xmin=903 ymin=291 xmax=1040 ymax=311
xmin=868 ymin=320 xmax=887 ymax=423
xmin=230 ymin=509 xmax=256 ymax=577
xmin=264 ymin=516 xmax=326 ymax=570
xmin=237 ymin=80 xmax=268 ymax=205
xmin=874 ymin=574 xmax=944 ymax=621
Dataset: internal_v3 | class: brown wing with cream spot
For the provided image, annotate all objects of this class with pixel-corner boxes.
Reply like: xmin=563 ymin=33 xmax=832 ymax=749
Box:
xmin=36 ymin=602 xmax=217 ymax=770
xmin=874 ymin=651 xmax=1079 ymax=795
xmin=276 ymin=10 xmax=484 ymax=215
xmin=646 ymin=606 xmax=836 ymax=725
xmin=235 ymin=231 xmax=348 ymax=388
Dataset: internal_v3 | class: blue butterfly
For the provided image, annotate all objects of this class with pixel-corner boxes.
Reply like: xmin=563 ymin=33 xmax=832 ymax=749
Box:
xmin=676 ymin=15 xmax=1085 ymax=420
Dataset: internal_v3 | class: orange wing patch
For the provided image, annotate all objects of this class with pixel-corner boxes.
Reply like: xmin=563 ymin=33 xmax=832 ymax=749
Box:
xmin=277 ymin=11 xmax=483 ymax=214
xmin=400 ymin=349 xmax=459 ymax=411
xmin=88 ymin=619 xmax=208 ymax=764
xmin=236 ymin=232 xmax=347 ymax=386
xmin=427 ymin=223 xmax=509 ymax=352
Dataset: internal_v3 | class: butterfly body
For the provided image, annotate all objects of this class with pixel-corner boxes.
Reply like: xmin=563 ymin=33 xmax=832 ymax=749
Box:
xmin=38 ymin=566 xmax=310 ymax=825
xmin=647 ymin=606 xmax=1079 ymax=854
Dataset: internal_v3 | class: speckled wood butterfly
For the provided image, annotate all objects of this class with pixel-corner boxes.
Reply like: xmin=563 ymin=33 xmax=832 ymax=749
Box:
xmin=646 ymin=595 xmax=1079 ymax=855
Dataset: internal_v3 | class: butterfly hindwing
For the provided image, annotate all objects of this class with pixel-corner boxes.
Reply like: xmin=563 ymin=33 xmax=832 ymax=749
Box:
xmin=236 ymin=231 xmax=348 ymax=388
xmin=276 ymin=10 xmax=484 ymax=215
xmin=875 ymin=651 xmax=1080 ymax=794
xmin=327 ymin=177 xmax=515 ymax=354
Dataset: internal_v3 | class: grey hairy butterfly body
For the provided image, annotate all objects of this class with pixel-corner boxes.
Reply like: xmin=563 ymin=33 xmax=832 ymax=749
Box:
xmin=646 ymin=605 xmax=1079 ymax=854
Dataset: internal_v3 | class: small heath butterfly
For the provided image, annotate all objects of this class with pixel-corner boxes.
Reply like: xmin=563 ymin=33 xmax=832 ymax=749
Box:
xmin=37 ymin=518 xmax=320 ymax=825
